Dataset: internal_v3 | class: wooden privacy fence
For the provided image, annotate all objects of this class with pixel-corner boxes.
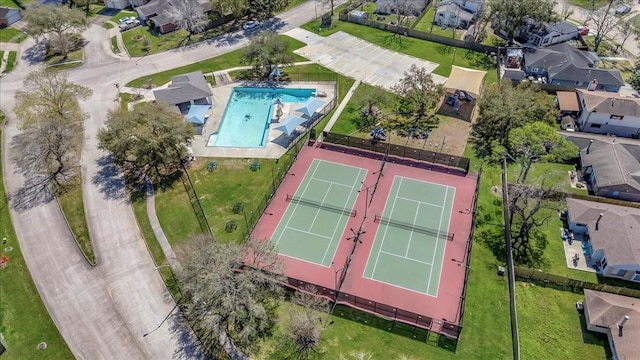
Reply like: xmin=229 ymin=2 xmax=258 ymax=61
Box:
xmin=515 ymin=267 xmax=640 ymax=298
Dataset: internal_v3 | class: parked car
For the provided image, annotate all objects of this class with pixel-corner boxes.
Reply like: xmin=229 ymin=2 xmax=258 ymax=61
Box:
xmin=119 ymin=18 xmax=141 ymax=31
xmin=242 ymin=20 xmax=259 ymax=30
xmin=578 ymin=26 xmax=590 ymax=36
xmin=615 ymin=4 xmax=631 ymax=15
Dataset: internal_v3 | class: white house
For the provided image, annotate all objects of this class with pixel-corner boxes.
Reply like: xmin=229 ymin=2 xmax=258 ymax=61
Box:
xmin=434 ymin=1 xmax=475 ymax=29
xmin=566 ymin=198 xmax=640 ymax=282
xmin=104 ymin=0 xmax=149 ymax=10
xmin=576 ymin=89 xmax=640 ymax=138
xmin=516 ymin=20 xmax=579 ymax=47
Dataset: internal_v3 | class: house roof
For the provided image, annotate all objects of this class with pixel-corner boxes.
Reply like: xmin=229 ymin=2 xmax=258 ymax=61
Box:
xmin=566 ymin=198 xmax=640 ymax=264
xmin=524 ymin=43 xmax=623 ymax=87
xmin=136 ymin=0 xmax=169 ymax=18
xmin=584 ymin=289 xmax=640 ymax=359
xmin=577 ymin=88 xmax=640 ymax=117
xmin=153 ymin=71 xmax=213 ymax=106
xmin=577 ymin=139 xmax=640 ymax=193
xmin=0 ymin=6 xmax=20 ymax=18
xmin=150 ymin=13 xmax=173 ymax=27
xmin=549 ymin=21 xmax=578 ymax=35
xmin=436 ymin=2 xmax=475 ymax=20
xmin=557 ymin=91 xmax=579 ymax=111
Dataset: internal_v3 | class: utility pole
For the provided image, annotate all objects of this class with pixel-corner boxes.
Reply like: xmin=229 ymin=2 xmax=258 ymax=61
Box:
xmin=502 ymin=155 xmax=520 ymax=360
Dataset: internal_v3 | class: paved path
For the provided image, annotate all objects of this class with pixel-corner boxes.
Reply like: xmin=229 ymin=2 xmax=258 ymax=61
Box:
xmin=0 ymin=0 xmax=344 ymax=358
xmin=288 ymin=30 xmax=447 ymax=90
xmin=323 ymin=79 xmax=361 ymax=134
xmin=146 ymin=180 xmax=179 ymax=268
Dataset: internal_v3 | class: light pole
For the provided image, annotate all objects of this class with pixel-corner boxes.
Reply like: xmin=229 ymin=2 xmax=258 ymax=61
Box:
xmin=143 ymin=302 xmax=180 ymax=338
xmin=153 ymin=264 xmax=171 ymax=271
xmin=358 ymin=182 xmax=374 ymax=218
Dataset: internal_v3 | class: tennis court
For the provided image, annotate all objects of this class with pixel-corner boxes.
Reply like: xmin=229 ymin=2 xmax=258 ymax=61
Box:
xmin=364 ymin=176 xmax=455 ymax=297
xmin=270 ymin=159 xmax=367 ymax=266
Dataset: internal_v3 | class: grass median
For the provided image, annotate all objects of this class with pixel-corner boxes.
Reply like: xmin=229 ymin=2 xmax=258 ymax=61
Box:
xmin=57 ymin=181 xmax=95 ymax=265
xmin=3 ymin=51 xmax=16 ymax=74
xmin=0 ymin=112 xmax=74 ymax=359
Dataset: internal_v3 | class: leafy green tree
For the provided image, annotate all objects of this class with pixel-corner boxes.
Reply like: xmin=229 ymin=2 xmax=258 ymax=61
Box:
xmin=241 ymin=31 xmax=294 ymax=78
xmin=355 ymin=86 xmax=389 ymax=130
xmin=505 ymin=122 xmax=578 ymax=183
xmin=487 ymin=0 xmax=557 ymax=45
xmin=630 ymin=71 xmax=640 ymax=92
xmin=177 ymin=235 xmax=285 ymax=357
xmin=10 ymin=70 xmax=92 ymax=208
xmin=471 ymin=80 xmax=556 ymax=158
xmin=390 ymin=64 xmax=446 ymax=130
xmin=98 ymin=102 xmax=194 ymax=186
xmin=210 ymin=0 xmax=248 ymax=23
xmin=247 ymin=0 xmax=289 ymax=20
xmin=24 ymin=5 xmax=88 ymax=57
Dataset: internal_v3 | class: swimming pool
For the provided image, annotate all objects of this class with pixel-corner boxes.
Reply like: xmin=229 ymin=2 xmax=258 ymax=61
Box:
xmin=209 ymin=87 xmax=316 ymax=147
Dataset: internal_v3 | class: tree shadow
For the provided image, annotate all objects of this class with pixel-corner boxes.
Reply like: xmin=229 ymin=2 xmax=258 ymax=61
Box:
xmin=91 ymin=155 xmax=129 ymax=201
xmin=167 ymin=309 xmax=209 ymax=360
xmin=9 ymin=175 xmax=56 ymax=212
xmin=21 ymin=41 xmax=47 ymax=65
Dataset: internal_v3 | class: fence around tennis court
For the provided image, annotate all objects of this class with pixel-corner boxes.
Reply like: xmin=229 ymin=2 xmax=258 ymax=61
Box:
xmin=321 ymin=132 xmax=470 ymax=174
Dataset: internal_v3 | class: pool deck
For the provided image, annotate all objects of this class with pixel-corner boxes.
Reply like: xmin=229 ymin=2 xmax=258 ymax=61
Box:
xmin=189 ymin=81 xmax=336 ymax=159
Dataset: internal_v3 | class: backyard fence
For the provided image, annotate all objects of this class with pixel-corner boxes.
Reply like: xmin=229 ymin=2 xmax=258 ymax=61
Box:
xmin=515 ymin=267 xmax=640 ymax=299
xmin=180 ymin=161 xmax=213 ymax=237
xmin=338 ymin=13 xmax=504 ymax=55
xmin=280 ymin=72 xmax=339 ymax=83
xmin=457 ymin=166 xmax=482 ymax=332
xmin=321 ymin=132 xmax=470 ymax=174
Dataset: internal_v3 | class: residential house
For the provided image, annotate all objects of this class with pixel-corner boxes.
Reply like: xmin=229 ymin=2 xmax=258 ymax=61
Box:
xmin=375 ymin=0 xmax=428 ymax=16
xmin=583 ymin=289 xmax=640 ymax=360
xmin=522 ymin=43 xmax=624 ymax=92
xmin=565 ymin=137 xmax=640 ymax=202
xmin=0 ymin=6 xmax=21 ymax=27
xmin=153 ymin=71 xmax=213 ymax=135
xmin=575 ymin=89 xmax=640 ymax=138
xmin=518 ymin=20 xmax=578 ymax=47
xmin=136 ymin=0 xmax=211 ymax=34
xmin=104 ymin=0 xmax=149 ymax=10
xmin=566 ymin=198 xmax=640 ymax=280
xmin=434 ymin=1 xmax=475 ymax=29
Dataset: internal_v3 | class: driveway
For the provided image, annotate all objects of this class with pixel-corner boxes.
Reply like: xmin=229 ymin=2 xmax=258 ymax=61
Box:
xmin=0 ymin=0 xmax=345 ymax=358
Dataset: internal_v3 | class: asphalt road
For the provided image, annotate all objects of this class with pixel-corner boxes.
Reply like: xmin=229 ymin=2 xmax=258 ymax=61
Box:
xmin=0 ymin=1 xmax=342 ymax=358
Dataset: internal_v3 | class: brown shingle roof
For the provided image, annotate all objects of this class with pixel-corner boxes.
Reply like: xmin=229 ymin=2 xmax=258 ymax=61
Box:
xmin=557 ymin=91 xmax=579 ymax=111
xmin=577 ymin=88 xmax=640 ymax=117
xmin=566 ymin=198 xmax=640 ymax=264
xmin=584 ymin=289 xmax=640 ymax=359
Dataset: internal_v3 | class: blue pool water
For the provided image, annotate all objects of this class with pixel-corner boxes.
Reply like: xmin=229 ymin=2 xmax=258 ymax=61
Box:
xmin=210 ymin=87 xmax=316 ymax=147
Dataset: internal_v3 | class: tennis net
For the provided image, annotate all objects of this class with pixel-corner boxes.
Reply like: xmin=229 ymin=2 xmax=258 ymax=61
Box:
xmin=374 ymin=215 xmax=454 ymax=241
xmin=286 ymin=194 xmax=357 ymax=217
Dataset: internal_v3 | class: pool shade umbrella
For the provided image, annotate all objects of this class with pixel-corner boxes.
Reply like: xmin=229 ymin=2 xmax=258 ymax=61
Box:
xmin=186 ymin=105 xmax=210 ymax=125
xmin=271 ymin=98 xmax=284 ymax=106
xmin=275 ymin=114 xmax=307 ymax=136
xmin=295 ymin=97 xmax=325 ymax=118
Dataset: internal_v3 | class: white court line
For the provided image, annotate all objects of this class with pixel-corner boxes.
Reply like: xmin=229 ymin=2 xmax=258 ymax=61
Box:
xmin=362 ymin=273 xmax=436 ymax=297
xmin=426 ymin=186 xmax=448 ymax=295
xmin=405 ymin=201 xmax=421 ymax=257
xmin=279 ymin=253 xmax=332 ymax=268
xmin=315 ymin=158 xmax=366 ymax=174
xmin=284 ymin=226 xmax=334 ymax=240
xmin=307 ymin=183 xmax=334 ymax=232
xmin=380 ymin=250 xmax=432 ymax=266
xmin=272 ymin=160 xmax=322 ymax=249
xmin=369 ymin=177 xmax=403 ymax=278
xmin=395 ymin=175 xmax=457 ymax=192
xmin=396 ymin=195 xmax=443 ymax=209
xmin=320 ymin=168 xmax=366 ymax=265
xmin=309 ymin=177 xmax=354 ymax=189
xmin=431 ymin=186 xmax=456 ymax=298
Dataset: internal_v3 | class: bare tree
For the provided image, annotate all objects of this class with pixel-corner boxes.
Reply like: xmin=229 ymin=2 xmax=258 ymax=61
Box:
xmin=615 ymin=19 xmax=638 ymax=53
xmin=210 ymin=0 xmax=248 ymax=24
xmin=558 ymin=0 xmax=574 ymax=21
xmin=10 ymin=70 xmax=91 ymax=209
xmin=165 ymin=0 xmax=209 ymax=38
xmin=24 ymin=5 xmax=88 ymax=57
xmin=388 ymin=0 xmax=418 ymax=44
xmin=285 ymin=285 xmax=331 ymax=359
xmin=356 ymin=86 xmax=389 ymax=129
xmin=587 ymin=0 xmax=623 ymax=53
xmin=176 ymin=235 xmax=285 ymax=357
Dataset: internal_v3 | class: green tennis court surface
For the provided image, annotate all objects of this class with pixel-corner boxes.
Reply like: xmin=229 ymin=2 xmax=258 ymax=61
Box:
xmin=364 ymin=176 xmax=455 ymax=296
xmin=271 ymin=159 xmax=367 ymax=267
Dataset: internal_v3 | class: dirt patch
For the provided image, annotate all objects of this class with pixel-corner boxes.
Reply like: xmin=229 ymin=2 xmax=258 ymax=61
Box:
xmin=401 ymin=114 xmax=472 ymax=156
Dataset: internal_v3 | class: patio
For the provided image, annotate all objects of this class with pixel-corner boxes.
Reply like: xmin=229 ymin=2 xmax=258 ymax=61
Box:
xmin=560 ymin=228 xmax=598 ymax=273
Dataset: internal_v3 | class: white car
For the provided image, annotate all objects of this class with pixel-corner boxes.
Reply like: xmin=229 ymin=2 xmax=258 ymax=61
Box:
xmin=242 ymin=21 xmax=259 ymax=30
xmin=119 ymin=18 xmax=141 ymax=31
xmin=615 ymin=5 xmax=631 ymax=15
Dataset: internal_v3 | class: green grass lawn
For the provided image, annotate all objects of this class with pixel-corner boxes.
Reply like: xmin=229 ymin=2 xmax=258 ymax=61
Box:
xmin=569 ymin=0 xmax=605 ymax=9
xmin=111 ymin=36 xmax=120 ymax=54
xmin=88 ymin=4 xmax=106 ymax=17
xmin=44 ymin=48 xmax=83 ymax=68
xmin=0 ymin=112 xmax=74 ymax=360
xmin=0 ymin=27 xmax=26 ymax=43
xmin=300 ymin=20 xmax=498 ymax=84
xmin=517 ymin=283 xmax=608 ymax=360
xmin=126 ymin=35 xmax=306 ymax=87
xmin=57 ymin=182 xmax=95 ymax=265
xmin=103 ymin=22 xmax=114 ymax=30
xmin=3 ymin=51 xmax=16 ymax=73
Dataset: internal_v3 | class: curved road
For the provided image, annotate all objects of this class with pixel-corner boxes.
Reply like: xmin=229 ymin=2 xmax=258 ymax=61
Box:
xmin=0 ymin=1 xmax=340 ymax=359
